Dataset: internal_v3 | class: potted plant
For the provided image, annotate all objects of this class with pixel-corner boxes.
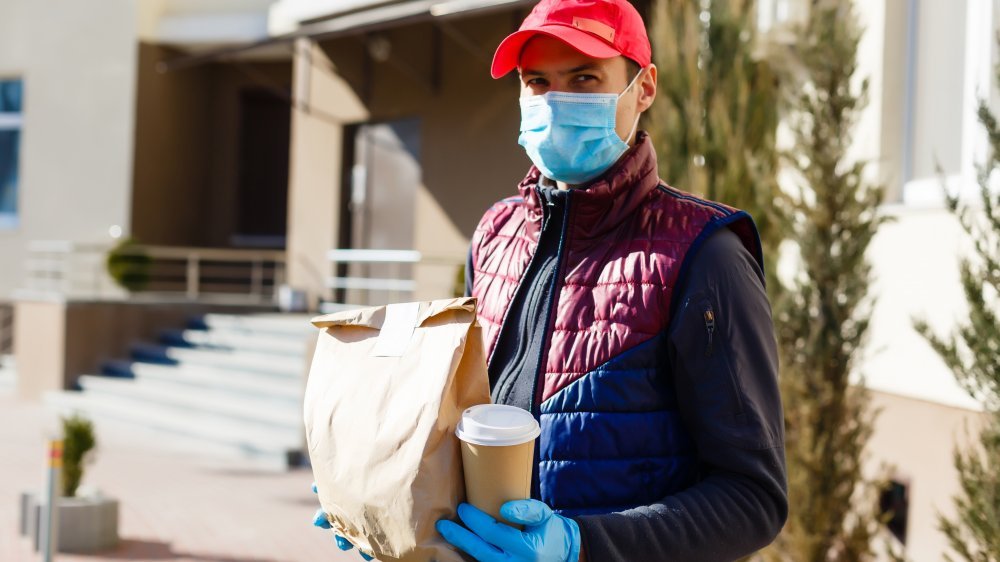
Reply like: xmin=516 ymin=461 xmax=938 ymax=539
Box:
xmin=19 ymin=414 xmax=119 ymax=553
xmin=106 ymin=237 xmax=152 ymax=292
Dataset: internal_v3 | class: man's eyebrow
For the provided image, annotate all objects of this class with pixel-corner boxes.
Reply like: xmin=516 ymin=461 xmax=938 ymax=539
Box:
xmin=563 ymin=63 xmax=600 ymax=74
xmin=519 ymin=63 xmax=602 ymax=77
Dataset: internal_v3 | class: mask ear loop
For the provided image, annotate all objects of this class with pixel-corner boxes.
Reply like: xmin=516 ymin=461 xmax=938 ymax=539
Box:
xmin=618 ymin=65 xmax=647 ymax=99
xmin=624 ymin=113 xmax=641 ymax=144
xmin=620 ymin=65 xmax=648 ymax=143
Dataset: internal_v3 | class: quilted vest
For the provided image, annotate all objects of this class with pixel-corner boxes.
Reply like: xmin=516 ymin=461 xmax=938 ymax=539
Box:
xmin=470 ymin=133 xmax=763 ymax=517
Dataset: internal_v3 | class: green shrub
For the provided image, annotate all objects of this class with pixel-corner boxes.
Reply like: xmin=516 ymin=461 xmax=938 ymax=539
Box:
xmin=61 ymin=414 xmax=96 ymax=498
xmin=106 ymin=237 xmax=152 ymax=292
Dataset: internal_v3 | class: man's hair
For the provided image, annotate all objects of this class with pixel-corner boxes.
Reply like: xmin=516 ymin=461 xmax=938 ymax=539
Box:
xmin=626 ymin=58 xmax=641 ymax=83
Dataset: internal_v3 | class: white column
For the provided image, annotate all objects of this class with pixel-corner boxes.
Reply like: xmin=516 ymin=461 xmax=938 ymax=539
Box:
xmin=959 ymin=0 xmax=994 ymax=198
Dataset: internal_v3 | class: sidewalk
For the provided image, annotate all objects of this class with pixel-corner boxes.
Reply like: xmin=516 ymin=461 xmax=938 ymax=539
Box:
xmin=0 ymin=391 xmax=354 ymax=562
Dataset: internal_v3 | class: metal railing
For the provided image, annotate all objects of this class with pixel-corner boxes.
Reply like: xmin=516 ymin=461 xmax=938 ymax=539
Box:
xmin=325 ymin=249 xmax=421 ymax=308
xmin=322 ymin=248 xmax=467 ymax=310
xmin=23 ymin=240 xmax=286 ymax=304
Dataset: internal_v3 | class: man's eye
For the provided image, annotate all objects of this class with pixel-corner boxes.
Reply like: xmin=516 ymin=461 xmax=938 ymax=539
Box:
xmin=526 ymin=77 xmax=549 ymax=87
xmin=572 ymin=74 xmax=597 ymax=83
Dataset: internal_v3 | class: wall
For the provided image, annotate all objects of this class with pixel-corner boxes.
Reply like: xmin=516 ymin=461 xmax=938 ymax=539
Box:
xmin=289 ymin=12 xmax=531 ymax=304
xmin=285 ymin=38 xmax=368 ymax=306
xmin=861 ymin=205 xmax=980 ymax=412
xmin=0 ymin=0 xmax=139 ymax=298
xmin=866 ymin=390 xmax=984 ymax=561
xmin=205 ymin=62 xmax=292 ymax=247
xmin=131 ymin=43 xmax=214 ymax=247
xmin=131 ymin=45 xmax=292 ymax=247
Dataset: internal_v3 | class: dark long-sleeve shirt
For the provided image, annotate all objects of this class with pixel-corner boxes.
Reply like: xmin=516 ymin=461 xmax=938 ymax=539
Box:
xmin=465 ymin=185 xmax=787 ymax=561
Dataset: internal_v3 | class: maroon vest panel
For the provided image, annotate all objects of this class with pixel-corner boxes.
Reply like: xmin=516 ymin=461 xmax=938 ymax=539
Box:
xmin=471 ymin=133 xmax=762 ymax=404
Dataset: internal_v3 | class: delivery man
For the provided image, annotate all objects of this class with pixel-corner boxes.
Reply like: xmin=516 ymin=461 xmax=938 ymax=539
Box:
xmin=316 ymin=0 xmax=787 ymax=559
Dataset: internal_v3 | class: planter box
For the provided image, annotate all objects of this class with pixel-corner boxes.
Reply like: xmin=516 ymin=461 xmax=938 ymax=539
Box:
xmin=19 ymin=491 xmax=119 ymax=553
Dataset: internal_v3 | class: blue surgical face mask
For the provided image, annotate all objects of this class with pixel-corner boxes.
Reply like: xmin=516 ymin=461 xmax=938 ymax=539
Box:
xmin=518 ymin=68 xmax=644 ymax=185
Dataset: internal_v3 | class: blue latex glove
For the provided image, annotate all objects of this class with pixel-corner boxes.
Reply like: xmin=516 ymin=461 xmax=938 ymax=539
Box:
xmin=311 ymin=482 xmax=374 ymax=561
xmin=436 ymin=500 xmax=581 ymax=562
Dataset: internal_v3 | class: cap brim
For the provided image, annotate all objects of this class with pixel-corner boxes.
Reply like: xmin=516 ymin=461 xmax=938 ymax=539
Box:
xmin=490 ymin=24 xmax=622 ymax=79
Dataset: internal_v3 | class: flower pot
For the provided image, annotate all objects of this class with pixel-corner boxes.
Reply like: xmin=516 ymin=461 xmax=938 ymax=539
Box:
xmin=19 ymin=491 xmax=119 ymax=553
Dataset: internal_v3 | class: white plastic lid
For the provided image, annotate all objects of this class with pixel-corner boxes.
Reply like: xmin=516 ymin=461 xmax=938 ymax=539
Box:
xmin=455 ymin=404 xmax=541 ymax=446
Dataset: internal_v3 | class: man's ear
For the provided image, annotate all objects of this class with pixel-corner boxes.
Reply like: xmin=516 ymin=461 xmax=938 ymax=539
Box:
xmin=636 ymin=64 xmax=657 ymax=113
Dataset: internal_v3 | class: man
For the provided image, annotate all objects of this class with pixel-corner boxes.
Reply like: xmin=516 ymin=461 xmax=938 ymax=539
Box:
xmin=318 ymin=0 xmax=786 ymax=559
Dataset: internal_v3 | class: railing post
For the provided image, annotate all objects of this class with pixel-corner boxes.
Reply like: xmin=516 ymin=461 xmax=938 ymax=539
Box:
xmin=39 ymin=438 xmax=62 ymax=562
xmin=186 ymin=254 xmax=200 ymax=300
xmin=274 ymin=259 xmax=285 ymax=301
xmin=250 ymin=258 xmax=263 ymax=300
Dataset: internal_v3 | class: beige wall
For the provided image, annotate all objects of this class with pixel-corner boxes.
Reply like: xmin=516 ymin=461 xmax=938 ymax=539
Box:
xmin=131 ymin=44 xmax=292 ymax=247
xmin=287 ymin=13 xmax=532 ymax=305
xmin=13 ymin=299 xmax=66 ymax=400
xmin=131 ymin=43 xmax=214 ymax=247
xmin=866 ymin=390 xmax=985 ymax=561
xmin=0 ymin=0 xmax=140 ymax=298
xmin=285 ymin=38 xmax=367 ymax=306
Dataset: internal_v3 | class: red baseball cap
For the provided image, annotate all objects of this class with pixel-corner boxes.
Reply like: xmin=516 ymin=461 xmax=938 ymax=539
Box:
xmin=491 ymin=0 xmax=652 ymax=79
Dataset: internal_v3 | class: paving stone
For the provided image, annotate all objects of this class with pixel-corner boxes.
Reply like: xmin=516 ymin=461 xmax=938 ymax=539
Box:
xmin=0 ymin=393 xmax=355 ymax=562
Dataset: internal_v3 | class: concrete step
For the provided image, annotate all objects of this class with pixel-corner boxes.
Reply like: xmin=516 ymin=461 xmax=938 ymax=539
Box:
xmin=200 ymin=313 xmax=316 ymax=339
xmin=77 ymin=375 xmax=301 ymax=430
xmin=131 ymin=362 xmax=302 ymax=402
xmin=41 ymin=314 xmax=320 ymax=472
xmin=44 ymin=391 xmax=294 ymax=472
xmin=172 ymin=328 xmax=310 ymax=357
xmin=130 ymin=343 xmax=177 ymax=365
xmin=163 ymin=346 xmax=303 ymax=378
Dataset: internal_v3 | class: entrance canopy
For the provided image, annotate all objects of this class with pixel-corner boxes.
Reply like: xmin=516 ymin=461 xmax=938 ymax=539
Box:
xmin=159 ymin=0 xmax=539 ymax=72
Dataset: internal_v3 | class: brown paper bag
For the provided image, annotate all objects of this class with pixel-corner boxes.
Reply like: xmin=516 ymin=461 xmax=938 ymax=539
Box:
xmin=304 ymin=297 xmax=490 ymax=562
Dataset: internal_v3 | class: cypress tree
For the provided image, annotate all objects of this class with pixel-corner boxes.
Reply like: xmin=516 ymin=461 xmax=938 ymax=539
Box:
xmin=764 ymin=1 xmax=886 ymax=559
xmin=644 ymin=0 xmax=785 ymax=294
xmin=915 ymin=40 xmax=1000 ymax=562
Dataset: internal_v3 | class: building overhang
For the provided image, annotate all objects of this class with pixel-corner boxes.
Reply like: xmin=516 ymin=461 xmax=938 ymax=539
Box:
xmin=159 ymin=0 xmax=537 ymax=72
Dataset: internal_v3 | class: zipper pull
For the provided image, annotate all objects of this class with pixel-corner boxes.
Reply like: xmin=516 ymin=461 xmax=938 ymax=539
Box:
xmin=704 ymin=307 xmax=716 ymax=357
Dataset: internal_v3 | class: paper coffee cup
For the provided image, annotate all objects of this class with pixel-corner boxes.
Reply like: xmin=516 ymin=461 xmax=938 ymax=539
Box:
xmin=455 ymin=404 xmax=541 ymax=522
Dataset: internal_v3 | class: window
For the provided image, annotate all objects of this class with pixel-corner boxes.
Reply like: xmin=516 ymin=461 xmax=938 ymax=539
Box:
xmin=879 ymin=479 xmax=909 ymax=545
xmin=0 ymin=79 xmax=23 ymax=229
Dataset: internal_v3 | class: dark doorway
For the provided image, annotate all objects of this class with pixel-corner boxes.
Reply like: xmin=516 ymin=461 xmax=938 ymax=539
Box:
xmin=234 ymin=88 xmax=290 ymax=249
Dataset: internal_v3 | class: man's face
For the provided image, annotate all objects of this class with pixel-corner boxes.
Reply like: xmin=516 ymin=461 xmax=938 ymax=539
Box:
xmin=517 ymin=34 xmax=657 ymax=145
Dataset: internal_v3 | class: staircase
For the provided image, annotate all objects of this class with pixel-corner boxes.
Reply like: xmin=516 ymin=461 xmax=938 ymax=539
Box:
xmin=45 ymin=313 xmax=317 ymax=471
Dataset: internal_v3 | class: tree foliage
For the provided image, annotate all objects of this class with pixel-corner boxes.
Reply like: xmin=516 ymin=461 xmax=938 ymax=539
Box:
xmin=645 ymin=0 xmax=785 ymax=295
xmin=915 ymin=43 xmax=1000 ymax=562
xmin=763 ymin=1 xmax=886 ymax=559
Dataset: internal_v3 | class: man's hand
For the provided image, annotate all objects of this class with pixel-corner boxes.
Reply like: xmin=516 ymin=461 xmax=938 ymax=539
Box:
xmin=310 ymin=482 xmax=374 ymax=561
xmin=436 ymin=500 xmax=581 ymax=562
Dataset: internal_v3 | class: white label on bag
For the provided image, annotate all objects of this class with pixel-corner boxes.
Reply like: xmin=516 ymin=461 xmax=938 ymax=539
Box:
xmin=371 ymin=302 xmax=420 ymax=357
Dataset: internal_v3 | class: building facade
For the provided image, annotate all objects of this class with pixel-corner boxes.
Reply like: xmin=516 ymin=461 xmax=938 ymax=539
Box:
xmin=0 ymin=0 xmax=998 ymax=559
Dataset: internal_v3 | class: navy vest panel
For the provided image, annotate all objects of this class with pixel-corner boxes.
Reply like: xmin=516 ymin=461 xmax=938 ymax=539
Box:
xmin=538 ymin=333 xmax=698 ymax=517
